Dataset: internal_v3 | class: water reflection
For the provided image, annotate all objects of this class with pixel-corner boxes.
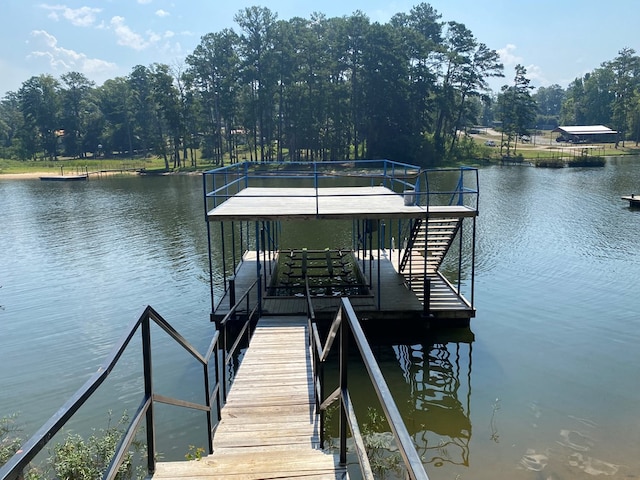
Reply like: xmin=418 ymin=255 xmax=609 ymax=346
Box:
xmin=389 ymin=334 xmax=472 ymax=469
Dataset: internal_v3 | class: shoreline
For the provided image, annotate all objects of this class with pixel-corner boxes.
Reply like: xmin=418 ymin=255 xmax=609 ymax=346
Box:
xmin=0 ymin=172 xmax=52 ymax=180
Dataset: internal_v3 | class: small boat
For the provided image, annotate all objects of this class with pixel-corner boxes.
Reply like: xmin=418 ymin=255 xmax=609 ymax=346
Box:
xmin=40 ymin=174 xmax=88 ymax=181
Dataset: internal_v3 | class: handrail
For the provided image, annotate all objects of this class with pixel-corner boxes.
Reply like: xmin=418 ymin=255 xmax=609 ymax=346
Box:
xmin=0 ymin=287 xmax=261 ymax=480
xmin=204 ymin=163 xmax=479 ymax=232
xmin=311 ymin=298 xmax=430 ymax=480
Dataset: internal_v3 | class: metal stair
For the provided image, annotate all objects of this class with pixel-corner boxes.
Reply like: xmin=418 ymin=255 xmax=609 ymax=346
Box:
xmin=399 ymin=217 xmax=461 ymax=301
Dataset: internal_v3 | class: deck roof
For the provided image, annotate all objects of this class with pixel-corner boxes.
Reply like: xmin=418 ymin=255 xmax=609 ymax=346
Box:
xmin=206 ymin=186 xmax=477 ymax=221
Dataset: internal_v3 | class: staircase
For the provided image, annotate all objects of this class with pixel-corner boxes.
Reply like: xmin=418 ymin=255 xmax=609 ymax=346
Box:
xmin=399 ymin=217 xmax=461 ymax=301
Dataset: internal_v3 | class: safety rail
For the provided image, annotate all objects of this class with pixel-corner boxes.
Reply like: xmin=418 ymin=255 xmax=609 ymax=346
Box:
xmin=309 ymin=297 xmax=430 ymax=480
xmin=0 ymin=281 xmax=261 ymax=480
xmin=203 ymin=161 xmax=478 ymax=212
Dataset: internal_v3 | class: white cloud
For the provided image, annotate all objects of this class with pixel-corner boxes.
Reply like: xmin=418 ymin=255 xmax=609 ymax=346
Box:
xmin=156 ymin=9 xmax=170 ymax=18
xmin=524 ymin=64 xmax=548 ymax=87
xmin=28 ymin=30 xmax=116 ymax=77
xmin=40 ymin=4 xmax=102 ymax=27
xmin=110 ymin=16 xmax=150 ymax=51
xmin=497 ymin=44 xmax=522 ymax=67
xmin=137 ymin=0 xmax=152 ymax=4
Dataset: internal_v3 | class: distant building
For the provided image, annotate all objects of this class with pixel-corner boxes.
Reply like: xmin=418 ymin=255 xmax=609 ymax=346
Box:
xmin=552 ymin=125 xmax=617 ymax=143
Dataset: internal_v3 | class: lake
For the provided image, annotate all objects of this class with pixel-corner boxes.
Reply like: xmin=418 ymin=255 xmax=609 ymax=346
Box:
xmin=1 ymin=159 xmax=639 ymax=479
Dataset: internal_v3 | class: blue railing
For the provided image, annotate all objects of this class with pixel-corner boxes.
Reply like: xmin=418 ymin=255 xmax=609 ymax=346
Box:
xmin=203 ymin=160 xmax=478 ymax=214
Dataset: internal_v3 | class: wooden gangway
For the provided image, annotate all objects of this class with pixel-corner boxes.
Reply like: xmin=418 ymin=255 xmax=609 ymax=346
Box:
xmin=153 ymin=316 xmax=348 ymax=480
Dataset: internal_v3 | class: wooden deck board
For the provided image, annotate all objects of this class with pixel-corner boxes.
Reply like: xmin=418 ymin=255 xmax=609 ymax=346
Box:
xmin=153 ymin=316 xmax=348 ymax=480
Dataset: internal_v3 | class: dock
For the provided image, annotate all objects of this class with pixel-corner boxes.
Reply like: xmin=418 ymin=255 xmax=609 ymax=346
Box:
xmin=214 ymin=249 xmax=472 ymax=322
xmin=622 ymin=195 xmax=640 ymax=207
xmin=39 ymin=174 xmax=88 ymax=181
xmin=153 ymin=316 xmax=348 ymax=480
xmin=204 ymin=161 xmax=479 ymax=326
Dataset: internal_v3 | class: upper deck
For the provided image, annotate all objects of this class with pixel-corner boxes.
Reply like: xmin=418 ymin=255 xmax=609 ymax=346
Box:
xmin=207 ymin=186 xmax=477 ymax=221
xmin=204 ymin=160 xmax=479 ymax=222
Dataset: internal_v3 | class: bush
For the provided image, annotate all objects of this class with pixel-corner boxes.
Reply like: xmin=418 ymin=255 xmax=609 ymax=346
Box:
xmin=0 ymin=414 xmax=23 ymax=467
xmin=48 ymin=413 xmax=145 ymax=480
xmin=567 ymin=156 xmax=605 ymax=167
xmin=1 ymin=413 xmax=146 ymax=480
xmin=534 ymin=158 xmax=565 ymax=168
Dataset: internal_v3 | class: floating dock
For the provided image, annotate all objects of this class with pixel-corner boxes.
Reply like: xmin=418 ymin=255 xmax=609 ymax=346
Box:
xmin=39 ymin=174 xmax=88 ymax=181
xmin=622 ymin=195 xmax=640 ymax=207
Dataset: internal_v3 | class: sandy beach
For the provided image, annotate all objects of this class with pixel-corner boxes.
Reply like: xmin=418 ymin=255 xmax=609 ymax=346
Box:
xmin=0 ymin=172 xmax=52 ymax=180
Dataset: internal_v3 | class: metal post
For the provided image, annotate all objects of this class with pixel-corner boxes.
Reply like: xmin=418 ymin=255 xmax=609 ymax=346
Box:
xmin=203 ymin=362 xmax=213 ymax=454
xmin=423 ymin=277 xmax=431 ymax=316
xmin=141 ymin=316 xmax=156 ymax=474
xmin=221 ymin=324 xmax=228 ymax=402
xmin=228 ymin=276 xmax=236 ymax=310
xmin=339 ymin=312 xmax=348 ymax=466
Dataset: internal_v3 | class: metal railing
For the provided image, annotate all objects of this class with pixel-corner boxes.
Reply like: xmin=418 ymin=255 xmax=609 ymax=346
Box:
xmin=0 ymin=281 xmax=261 ymax=480
xmin=203 ymin=160 xmax=424 ymax=212
xmin=309 ymin=297 xmax=430 ymax=480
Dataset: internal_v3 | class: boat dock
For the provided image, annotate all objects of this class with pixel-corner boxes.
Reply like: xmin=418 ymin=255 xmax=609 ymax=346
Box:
xmin=204 ymin=162 xmax=478 ymax=327
xmin=622 ymin=194 xmax=640 ymax=207
xmin=154 ymin=316 xmax=348 ymax=480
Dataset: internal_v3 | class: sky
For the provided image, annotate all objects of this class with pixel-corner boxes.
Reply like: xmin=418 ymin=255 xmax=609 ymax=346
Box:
xmin=1 ymin=0 xmax=638 ymax=98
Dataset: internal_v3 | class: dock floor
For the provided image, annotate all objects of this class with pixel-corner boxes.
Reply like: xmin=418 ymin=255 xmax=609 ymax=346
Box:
xmin=153 ymin=316 xmax=348 ymax=480
xmin=214 ymin=250 xmax=473 ymax=322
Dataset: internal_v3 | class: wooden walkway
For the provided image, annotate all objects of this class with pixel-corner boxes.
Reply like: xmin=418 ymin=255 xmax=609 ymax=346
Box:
xmin=153 ymin=316 xmax=348 ymax=480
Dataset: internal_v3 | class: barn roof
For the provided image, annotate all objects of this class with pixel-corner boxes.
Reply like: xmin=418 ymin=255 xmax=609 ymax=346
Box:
xmin=552 ymin=125 xmax=617 ymax=135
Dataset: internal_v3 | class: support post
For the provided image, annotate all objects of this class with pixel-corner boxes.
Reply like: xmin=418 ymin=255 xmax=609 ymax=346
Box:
xmin=339 ymin=312 xmax=348 ymax=466
xmin=423 ymin=277 xmax=431 ymax=316
xmin=141 ymin=316 xmax=156 ymax=474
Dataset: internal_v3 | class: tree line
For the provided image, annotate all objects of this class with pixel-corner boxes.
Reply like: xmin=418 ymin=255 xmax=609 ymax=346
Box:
xmin=0 ymin=4 xmax=638 ymax=167
xmin=0 ymin=4 xmax=505 ymax=167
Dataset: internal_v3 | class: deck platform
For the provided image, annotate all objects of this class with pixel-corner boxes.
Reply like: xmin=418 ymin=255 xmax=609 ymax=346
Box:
xmin=207 ymin=186 xmax=477 ymax=221
xmin=153 ymin=316 xmax=348 ymax=480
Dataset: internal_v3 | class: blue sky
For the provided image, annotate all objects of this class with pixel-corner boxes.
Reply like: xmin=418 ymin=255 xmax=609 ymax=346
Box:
xmin=1 ymin=0 xmax=637 ymax=97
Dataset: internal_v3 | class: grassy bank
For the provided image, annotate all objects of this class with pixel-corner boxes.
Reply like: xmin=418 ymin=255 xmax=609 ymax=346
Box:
xmin=0 ymin=155 xmax=226 ymax=177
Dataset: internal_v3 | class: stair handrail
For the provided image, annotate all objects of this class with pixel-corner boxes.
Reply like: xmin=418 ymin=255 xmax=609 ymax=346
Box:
xmin=0 ymin=280 xmax=262 ymax=480
xmin=310 ymin=298 xmax=430 ymax=480
xmin=398 ymin=218 xmax=424 ymax=272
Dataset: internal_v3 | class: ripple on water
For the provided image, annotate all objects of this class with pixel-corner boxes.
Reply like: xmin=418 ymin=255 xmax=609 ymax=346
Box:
xmin=568 ymin=453 xmax=619 ymax=476
xmin=519 ymin=449 xmax=548 ymax=472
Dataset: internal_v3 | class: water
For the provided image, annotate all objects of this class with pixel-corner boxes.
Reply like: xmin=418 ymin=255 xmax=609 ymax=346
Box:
xmin=1 ymin=160 xmax=639 ymax=478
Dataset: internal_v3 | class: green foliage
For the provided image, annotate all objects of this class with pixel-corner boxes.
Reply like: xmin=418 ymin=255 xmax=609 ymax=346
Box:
xmin=185 ymin=445 xmax=206 ymax=461
xmin=1 ymin=4 xmax=509 ymax=166
xmin=0 ymin=414 xmax=23 ymax=466
xmin=534 ymin=158 xmax=565 ymax=168
xmin=361 ymin=407 xmax=404 ymax=479
xmin=48 ymin=413 xmax=144 ymax=480
xmin=567 ymin=155 xmax=605 ymax=167
xmin=0 ymin=413 xmax=146 ymax=480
